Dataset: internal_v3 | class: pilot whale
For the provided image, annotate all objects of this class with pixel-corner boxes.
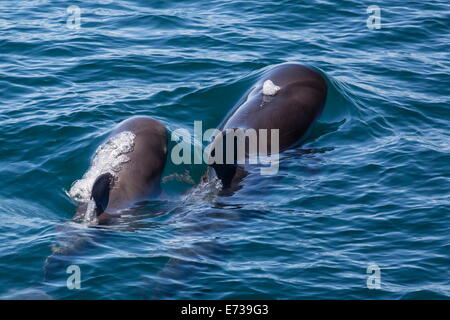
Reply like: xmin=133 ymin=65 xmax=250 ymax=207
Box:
xmin=208 ymin=63 xmax=328 ymax=189
xmin=69 ymin=116 xmax=168 ymax=224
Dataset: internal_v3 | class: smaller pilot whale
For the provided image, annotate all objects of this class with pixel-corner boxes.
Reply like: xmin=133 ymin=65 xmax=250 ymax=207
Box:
xmin=69 ymin=116 xmax=168 ymax=224
xmin=208 ymin=63 xmax=328 ymax=189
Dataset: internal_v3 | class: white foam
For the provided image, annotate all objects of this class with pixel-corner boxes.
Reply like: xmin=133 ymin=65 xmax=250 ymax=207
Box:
xmin=262 ymin=79 xmax=281 ymax=96
xmin=69 ymin=131 xmax=136 ymax=203
xmin=83 ymin=199 xmax=98 ymax=225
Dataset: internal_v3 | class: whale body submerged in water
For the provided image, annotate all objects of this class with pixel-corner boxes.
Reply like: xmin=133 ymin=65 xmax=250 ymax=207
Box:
xmin=69 ymin=63 xmax=327 ymax=223
xmin=207 ymin=63 xmax=328 ymax=189
xmin=69 ymin=116 xmax=168 ymax=224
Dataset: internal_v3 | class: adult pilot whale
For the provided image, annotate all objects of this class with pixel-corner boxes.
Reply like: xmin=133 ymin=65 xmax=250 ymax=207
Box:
xmin=69 ymin=116 xmax=168 ymax=224
xmin=208 ymin=63 xmax=328 ymax=189
xmin=41 ymin=116 xmax=167 ymax=287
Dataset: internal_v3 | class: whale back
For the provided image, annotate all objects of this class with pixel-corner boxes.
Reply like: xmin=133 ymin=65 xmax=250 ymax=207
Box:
xmin=105 ymin=116 xmax=168 ymax=213
xmin=208 ymin=63 xmax=328 ymax=189
xmin=72 ymin=116 xmax=168 ymax=223
xmin=222 ymin=63 xmax=328 ymax=151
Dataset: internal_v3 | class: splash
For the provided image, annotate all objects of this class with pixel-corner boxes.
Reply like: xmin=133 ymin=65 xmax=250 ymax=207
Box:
xmin=69 ymin=131 xmax=136 ymax=203
xmin=162 ymin=170 xmax=196 ymax=185
xmin=83 ymin=200 xmax=98 ymax=225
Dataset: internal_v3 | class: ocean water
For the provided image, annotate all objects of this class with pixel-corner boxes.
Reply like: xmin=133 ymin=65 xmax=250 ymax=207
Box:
xmin=0 ymin=0 xmax=449 ymax=299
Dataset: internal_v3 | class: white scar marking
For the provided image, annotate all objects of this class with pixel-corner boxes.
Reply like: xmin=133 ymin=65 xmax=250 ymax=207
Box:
xmin=262 ymin=79 xmax=281 ymax=96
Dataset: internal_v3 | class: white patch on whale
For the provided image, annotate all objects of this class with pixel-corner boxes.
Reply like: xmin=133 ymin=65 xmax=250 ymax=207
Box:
xmin=262 ymin=79 xmax=281 ymax=96
xmin=68 ymin=131 xmax=136 ymax=203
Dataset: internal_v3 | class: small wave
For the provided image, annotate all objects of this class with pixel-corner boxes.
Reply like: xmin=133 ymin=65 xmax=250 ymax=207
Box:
xmin=68 ymin=131 xmax=136 ymax=202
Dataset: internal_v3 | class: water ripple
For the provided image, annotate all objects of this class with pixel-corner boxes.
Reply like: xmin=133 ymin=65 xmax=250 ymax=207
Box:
xmin=0 ymin=0 xmax=449 ymax=299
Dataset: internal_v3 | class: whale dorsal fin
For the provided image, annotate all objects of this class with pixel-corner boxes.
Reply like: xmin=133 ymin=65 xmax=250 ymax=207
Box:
xmin=91 ymin=173 xmax=113 ymax=216
xmin=209 ymin=129 xmax=240 ymax=189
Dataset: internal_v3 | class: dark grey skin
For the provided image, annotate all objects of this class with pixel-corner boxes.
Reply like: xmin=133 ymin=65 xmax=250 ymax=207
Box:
xmin=75 ymin=116 xmax=168 ymax=224
xmin=209 ymin=63 xmax=328 ymax=189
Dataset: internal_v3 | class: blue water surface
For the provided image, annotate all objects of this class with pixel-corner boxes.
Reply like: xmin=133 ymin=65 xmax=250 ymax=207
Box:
xmin=0 ymin=0 xmax=449 ymax=299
